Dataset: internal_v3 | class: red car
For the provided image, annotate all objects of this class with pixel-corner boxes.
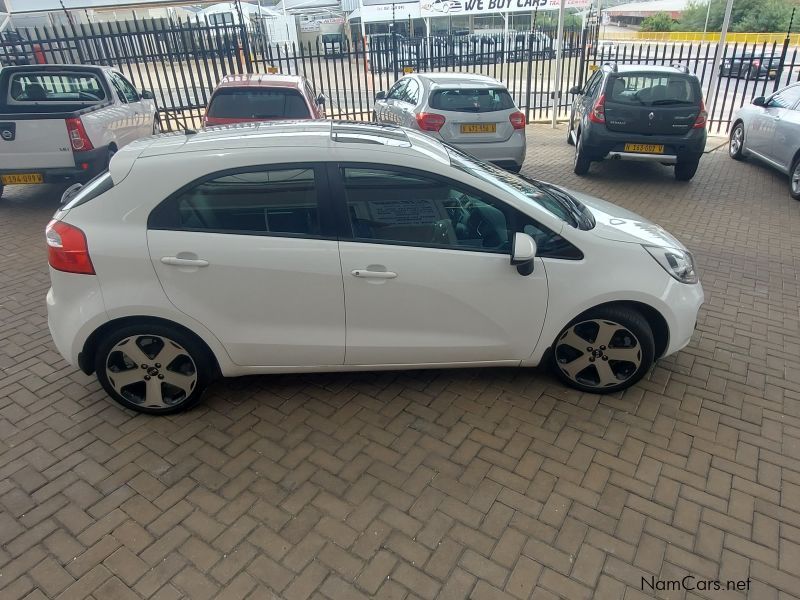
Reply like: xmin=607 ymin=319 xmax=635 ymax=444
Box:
xmin=203 ymin=74 xmax=325 ymax=126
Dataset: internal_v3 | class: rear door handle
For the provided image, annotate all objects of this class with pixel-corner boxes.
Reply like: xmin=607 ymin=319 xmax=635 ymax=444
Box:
xmin=161 ymin=256 xmax=209 ymax=267
xmin=351 ymin=269 xmax=397 ymax=279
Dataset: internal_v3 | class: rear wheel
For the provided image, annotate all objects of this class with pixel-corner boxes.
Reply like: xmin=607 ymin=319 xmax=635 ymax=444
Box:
xmin=95 ymin=323 xmax=216 ymax=414
xmin=0 ymin=185 xmax=3 ymax=199
xmin=790 ymin=156 xmax=800 ymax=200
xmin=549 ymin=306 xmax=655 ymax=394
xmin=674 ymin=158 xmax=700 ymax=181
xmin=566 ymin=117 xmax=575 ymax=145
xmin=729 ymin=122 xmax=745 ymax=160
xmin=573 ymin=132 xmax=590 ymax=175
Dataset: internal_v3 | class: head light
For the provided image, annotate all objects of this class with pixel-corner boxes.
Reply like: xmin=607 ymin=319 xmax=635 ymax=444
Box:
xmin=644 ymin=245 xmax=698 ymax=284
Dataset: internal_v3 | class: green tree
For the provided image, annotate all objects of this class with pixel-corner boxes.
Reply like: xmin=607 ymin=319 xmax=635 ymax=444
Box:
xmin=678 ymin=0 xmax=793 ymax=33
xmin=640 ymin=12 xmax=676 ymax=31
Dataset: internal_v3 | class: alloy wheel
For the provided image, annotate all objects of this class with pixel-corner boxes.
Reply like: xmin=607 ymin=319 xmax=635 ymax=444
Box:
xmin=554 ymin=319 xmax=642 ymax=389
xmin=105 ymin=334 xmax=197 ymax=409
xmin=792 ymin=161 xmax=800 ymax=195
xmin=729 ymin=125 xmax=743 ymax=157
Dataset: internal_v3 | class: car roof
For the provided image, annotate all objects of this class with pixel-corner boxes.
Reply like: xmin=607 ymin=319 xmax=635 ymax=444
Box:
xmin=110 ymin=121 xmax=452 ymax=179
xmin=0 ymin=64 xmax=112 ymax=73
xmin=603 ymin=64 xmax=697 ymax=76
xmin=216 ymin=73 xmax=305 ymax=89
xmin=415 ymin=72 xmax=506 ymax=88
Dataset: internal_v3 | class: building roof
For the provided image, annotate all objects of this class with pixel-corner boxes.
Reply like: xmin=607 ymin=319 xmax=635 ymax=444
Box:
xmin=605 ymin=0 xmax=690 ymax=17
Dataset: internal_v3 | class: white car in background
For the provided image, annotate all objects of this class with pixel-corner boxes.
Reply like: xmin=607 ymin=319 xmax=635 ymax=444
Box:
xmin=46 ymin=121 xmax=703 ymax=414
xmin=373 ymin=73 xmax=527 ymax=172
xmin=0 ymin=64 xmax=158 ymax=199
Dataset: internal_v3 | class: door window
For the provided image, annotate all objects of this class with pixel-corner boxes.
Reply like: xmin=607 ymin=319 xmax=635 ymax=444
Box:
xmin=111 ymin=73 xmax=139 ymax=103
xmin=769 ymin=86 xmax=800 ymax=109
xmin=583 ymin=71 xmax=603 ymax=97
xmin=386 ymin=79 xmax=408 ymax=100
xmin=149 ymin=167 xmax=323 ymax=237
xmin=401 ymin=79 xmax=420 ymax=104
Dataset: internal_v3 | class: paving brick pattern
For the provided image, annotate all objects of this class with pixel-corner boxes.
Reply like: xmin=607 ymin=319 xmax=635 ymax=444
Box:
xmin=1 ymin=126 xmax=799 ymax=599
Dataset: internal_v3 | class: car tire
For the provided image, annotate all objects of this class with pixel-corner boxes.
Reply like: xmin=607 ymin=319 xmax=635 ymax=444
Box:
xmin=573 ymin=132 xmax=590 ymax=175
xmin=729 ymin=122 xmax=745 ymax=161
xmin=790 ymin=156 xmax=800 ymax=200
xmin=94 ymin=323 xmax=217 ymax=415
xmin=567 ymin=119 xmax=575 ymax=145
xmin=507 ymin=163 xmax=522 ymax=173
xmin=152 ymin=117 xmax=161 ymax=135
xmin=0 ymin=184 xmax=3 ymax=200
xmin=674 ymin=159 xmax=700 ymax=181
xmin=549 ymin=305 xmax=655 ymax=394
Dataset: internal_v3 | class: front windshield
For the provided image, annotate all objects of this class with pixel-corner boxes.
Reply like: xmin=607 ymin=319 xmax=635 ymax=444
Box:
xmin=447 ymin=147 xmax=595 ymax=230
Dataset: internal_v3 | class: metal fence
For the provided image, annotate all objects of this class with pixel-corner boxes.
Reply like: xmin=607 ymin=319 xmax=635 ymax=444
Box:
xmin=1 ymin=15 xmax=798 ymax=134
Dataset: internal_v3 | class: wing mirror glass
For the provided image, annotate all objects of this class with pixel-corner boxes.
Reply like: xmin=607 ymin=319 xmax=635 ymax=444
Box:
xmin=316 ymin=93 xmax=327 ymax=105
xmin=569 ymin=85 xmax=582 ymax=95
xmin=375 ymin=90 xmax=386 ymax=100
xmin=511 ymin=232 xmax=537 ymax=276
xmin=753 ymin=96 xmax=766 ymax=107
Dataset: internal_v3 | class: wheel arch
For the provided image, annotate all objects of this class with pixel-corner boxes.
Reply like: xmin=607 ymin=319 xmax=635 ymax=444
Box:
xmin=566 ymin=300 xmax=670 ymax=359
xmin=79 ymin=316 xmax=221 ymax=376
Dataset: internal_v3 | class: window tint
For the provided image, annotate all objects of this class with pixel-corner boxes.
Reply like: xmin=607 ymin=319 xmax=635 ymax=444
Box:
xmin=208 ymin=88 xmax=311 ymax=120
xmin=154 ymin=168 xmax=320 ymax=236
xmin=112 ymin=73 xmax=139 ymax=103
xmin=8 ymin=72 xmax=106 ymax=102
xmin=606 ymin=74 xmax=699 ymax=106
xmin=429 ymin=88 xmax=515 ymax=112
xmin=769 ymin=86 xmax=800 ymax=109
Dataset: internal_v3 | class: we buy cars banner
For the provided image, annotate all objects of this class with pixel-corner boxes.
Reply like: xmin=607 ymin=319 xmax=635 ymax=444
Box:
xmin=420 ymin=0 xmax=590 ymax=17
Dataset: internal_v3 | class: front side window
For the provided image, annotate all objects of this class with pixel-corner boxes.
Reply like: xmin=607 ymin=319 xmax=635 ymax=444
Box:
xmin=769 ymin=86 xmax=800 ymax=109
xmin=112 ymin=73 xmax=139 ymax=103
xmin=207 ymin=88 xmax=311 ymax=120
xmin=387 ymin=79 xmax=408 ymax=100
xmin=9 ymin=72 xmax=106 ymax=103
xmin=429 ymin=87 xmax=514 ymax=112
xmin=150 ymin=167 xmax=321 ymax=236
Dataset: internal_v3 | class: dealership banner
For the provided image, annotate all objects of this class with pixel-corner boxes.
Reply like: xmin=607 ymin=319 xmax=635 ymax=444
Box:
xmin=420 ymin=0 xmax=590 ymax=17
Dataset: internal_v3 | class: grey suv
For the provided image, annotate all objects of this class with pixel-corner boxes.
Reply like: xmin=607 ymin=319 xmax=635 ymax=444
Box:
xmin=567 ymin=64 xmax=707 ymax=181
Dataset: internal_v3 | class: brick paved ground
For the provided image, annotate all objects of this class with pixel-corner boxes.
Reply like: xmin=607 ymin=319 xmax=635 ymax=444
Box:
xmin=1 ymin=125 xmax=799 ymax=600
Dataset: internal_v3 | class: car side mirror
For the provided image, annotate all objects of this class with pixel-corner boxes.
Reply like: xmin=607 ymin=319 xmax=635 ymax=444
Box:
xmin=375 ymin=90 xmax=386 ymax=100
xmin=569 ymin=85 xmax=582 ymax=95
xmin=511 ymin=232 xmax=537 ymax=276
xmin=316 ymin=93 xmax=326 ymax=105
xmin=753 ymin=96 xmax=766 ymax=107
xmin=141 ymin=90 xmax=155 ymax=100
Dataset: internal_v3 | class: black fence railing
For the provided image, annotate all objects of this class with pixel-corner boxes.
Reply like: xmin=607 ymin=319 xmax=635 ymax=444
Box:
xmin=1 ymin=16 xmax=798 ymax=134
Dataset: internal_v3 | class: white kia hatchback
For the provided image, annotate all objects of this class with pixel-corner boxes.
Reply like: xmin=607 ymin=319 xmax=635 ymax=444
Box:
xmin=46 ymin=121 xmax=703 ymax=414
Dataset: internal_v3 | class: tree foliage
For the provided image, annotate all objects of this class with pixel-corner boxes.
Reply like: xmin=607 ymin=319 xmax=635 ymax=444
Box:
xmin=679 ymin=0 xmax=794 ymax=33
xmin=640 ymin=12 xmax=676 ymax=31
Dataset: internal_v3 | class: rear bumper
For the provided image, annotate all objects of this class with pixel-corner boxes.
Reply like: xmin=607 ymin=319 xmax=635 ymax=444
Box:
xmin=581 ymin=125 xmax=706 ymax=163
xmin=449 ymin=130 xmax=527 ymax=167
xmin=0 ymin=145 xmax=109 ymax=185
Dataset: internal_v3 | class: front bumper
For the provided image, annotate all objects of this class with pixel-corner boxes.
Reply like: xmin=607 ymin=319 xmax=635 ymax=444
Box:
xmin=661 ymin=278 xmax=704 ymax=356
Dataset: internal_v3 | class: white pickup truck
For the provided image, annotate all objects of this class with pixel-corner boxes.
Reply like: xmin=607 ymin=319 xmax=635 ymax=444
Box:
xmin=0 ymin=64 xmax=158 ymax=199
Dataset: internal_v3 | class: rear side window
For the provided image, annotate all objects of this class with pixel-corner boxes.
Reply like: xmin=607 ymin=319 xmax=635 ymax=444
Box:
xmin=429 ymin=88 xmax=515 ymax=112
xmin=8 ymin=72 xmax=106 ymax=103
xmin=149 ymin=167 xmax=321 ymax=237
xmin=606 ymin=74 xmax=699 ymax=106
xmin=207 ymin=88 xmax=311 ymax=120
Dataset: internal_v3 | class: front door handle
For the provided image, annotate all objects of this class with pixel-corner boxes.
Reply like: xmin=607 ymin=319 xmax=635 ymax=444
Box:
xmin=161 ymin=256 xmax=209 ymax=267
xmin=351 ymin=269 xmax=397 ymax=279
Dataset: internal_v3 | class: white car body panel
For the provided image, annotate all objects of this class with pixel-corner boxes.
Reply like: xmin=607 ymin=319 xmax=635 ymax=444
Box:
xmin=46 ymin=121 xmax=703 ymax=384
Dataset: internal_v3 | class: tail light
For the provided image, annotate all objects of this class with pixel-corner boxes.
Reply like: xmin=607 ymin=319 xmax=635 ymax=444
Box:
xmin=46 ymin=220 xmax=95 ymax=275
xmin=65 ymin=117 xmax=94 ymax=152
xmin=589 ymin=94 xmax=606 ymax=124
xmin=416 ymin=112 xmax=446 ymax=132
xmin=693 ymin=100 xmax=708 ymax=129
xmin=509 ymin=111 xmax=526 ymax=129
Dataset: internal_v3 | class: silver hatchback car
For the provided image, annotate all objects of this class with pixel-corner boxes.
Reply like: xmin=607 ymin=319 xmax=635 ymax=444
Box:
xmin=373 ymin=73 xmax=527 ymax=172
xmin=730 ymin=82 xmax=800 ymax=199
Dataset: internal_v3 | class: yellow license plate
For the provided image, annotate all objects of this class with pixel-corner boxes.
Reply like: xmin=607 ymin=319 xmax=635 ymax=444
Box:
xmin=2 ymin=173 xmax=44 ymax=185
xmin=624 ymin=143 xmax=664 ymax=154
xmin=461 ymin=123 xmax=496 ymax=134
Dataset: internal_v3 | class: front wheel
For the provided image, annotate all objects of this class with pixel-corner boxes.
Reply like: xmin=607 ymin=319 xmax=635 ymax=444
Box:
xmin=549 ymin=306 xmax=655 ymax=394
xmin=790 ymin=156 xmax=800 ymax=200
xmin=729 ymin=122 xmax=745 ymax=160
xmin=566 ymin=118 xmax=575 ymax=145
xmin=95 ymin=323 xmax=216 ymax=414
xmin=573 ymin=133 xmax=590 ymax=175
xmin=674 ymin=159 xmax=700 ymax=181
xmin=152 ymin=116 xmax=161 ymax=135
